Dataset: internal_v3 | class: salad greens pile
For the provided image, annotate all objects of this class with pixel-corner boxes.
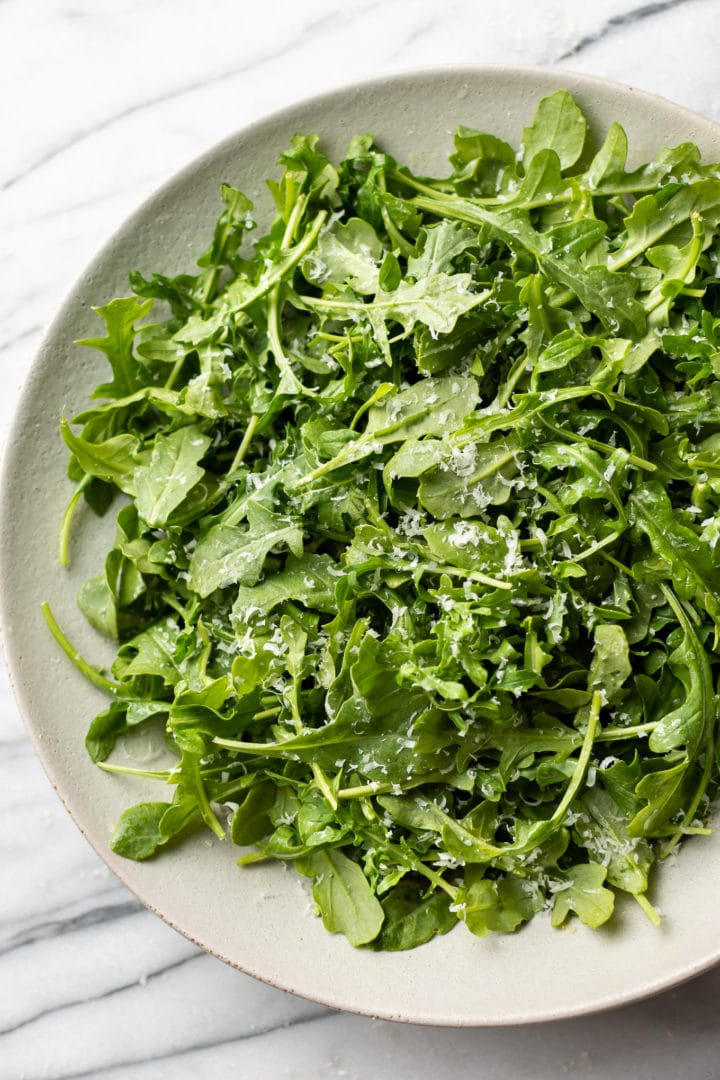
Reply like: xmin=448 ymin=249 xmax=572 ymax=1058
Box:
xmin=48 ymin=90 xmax=720 ymax=950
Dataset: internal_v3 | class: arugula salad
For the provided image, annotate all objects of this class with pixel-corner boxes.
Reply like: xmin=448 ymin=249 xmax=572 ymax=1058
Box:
xmin=47 ymin=90 xmax=720 ymax=950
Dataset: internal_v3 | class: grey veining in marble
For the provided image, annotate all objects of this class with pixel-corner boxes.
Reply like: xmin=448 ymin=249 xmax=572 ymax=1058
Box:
xmin=4 ymin=0 xmax=720 ymax=1077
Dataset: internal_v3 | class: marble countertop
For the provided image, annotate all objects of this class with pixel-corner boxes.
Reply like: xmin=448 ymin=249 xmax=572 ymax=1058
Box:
xmin=4 ymin=0 xmax=720 ymax=1076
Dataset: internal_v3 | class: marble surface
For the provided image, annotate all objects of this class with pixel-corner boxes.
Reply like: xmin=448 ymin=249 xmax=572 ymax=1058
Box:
xmin=4 ymin=0 xmax=720 ymax=1076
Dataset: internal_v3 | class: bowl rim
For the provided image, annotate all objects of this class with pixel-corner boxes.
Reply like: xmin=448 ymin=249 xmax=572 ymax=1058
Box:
xmin=4 ymin=63 xmax=720 ymax=1027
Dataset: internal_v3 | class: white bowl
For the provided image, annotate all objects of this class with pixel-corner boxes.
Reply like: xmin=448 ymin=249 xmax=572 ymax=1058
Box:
xmin=4 ymin=66 xmax=720 ymax=1026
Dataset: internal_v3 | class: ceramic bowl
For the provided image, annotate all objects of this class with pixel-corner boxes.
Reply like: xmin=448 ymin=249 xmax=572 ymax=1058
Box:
xmin=4 ymin=66 xmax=720 ymax=1026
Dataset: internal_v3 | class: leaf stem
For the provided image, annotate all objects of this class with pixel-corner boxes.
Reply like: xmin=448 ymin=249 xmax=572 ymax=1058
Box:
xmin=97 ymin=762 xmax=173 ymax=779
xmin=377 ymin=172 xmax=415 ymax=257
xmin=229 ymin=415 xmax=259 ymax=473
xmin=187 ymin=754 xmax=226 ymax=841
xmin=349 ymin=382 xmax=394 ymax=431
xmin=59 ymin=475 xmax=91 ymax=567
xmin=410 ymin=858 xmax=458 ymax=899
xmin=164 ymin=352 xmax=186 ymax=390
xmin=573 ymin=529 xmax=624 ymax=564
xmin=596 ymin=721 xmax=659 ymax=741
xmin=311 ymin=764 xmax=338 ymax=811
xmin=339 ymin=781 xmax=398 ymax=799
xmin=633 ymin=892 xmax=661 ymax=926
xmin=389 ymin=169 xmax=456 ymax=198
xmin=495 ymin=349 xmax=532 ymax=410
xmin=548 ymin=691 xmax=601 ymax=827
xmin=281 ymin=193 xmax=308 ymax=248
xmin=539 ymin=416 xmax=656 ymax=472
xmin=237 ymin=850 xmax=269 ymax=865
xmin=233 ymin=211 xmax=327 ymax=313
xmin=253 ymin=705 xmax=282 ymax=721
xmin=41 ymin=602 xmax=121 ymax=696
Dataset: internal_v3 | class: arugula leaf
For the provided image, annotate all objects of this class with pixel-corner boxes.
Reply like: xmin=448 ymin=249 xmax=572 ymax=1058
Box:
xmin=376 ymin=881 xmax=457 ymax=950
xmin=296 ymin=849 xmax=385 ymax=946
xmin=550 ymin=864 xmax=615 ymax=929
xmin=407 ymin=221 xmax=477 ymax=278
xmin=575 ymin=788 xmax=653 ymax=896
xmin=449 ymin=126 xmax=516 ymax=195
xmin=630 ymin=483 xmax=720 ymax=622
xmin=305 ymin=272 xmax=486 ymax=337
xmin=85 ymin=702 xmax=129 ymax=763
xmin=232 ymin=553 xmax=340 ymax=615
xmin=306 ymin=217 xmax=383 ymax=294
xmin=296 ymin=375 xmax=478 ymax=483
xmin=419 ymin=436 xmax=520 ymax=518
xmin=110 ymin=802 xmax=172 ymax=861
xmin=628 ymin=759 xmax=691 ymax=838
xmin=78 ymin=297 xmax=153 ymax=399
xmin=459 ymin=870 xmax=544 ymax=937
xmin=135 ymin=426 xmax=211 ymax=527
xmin=588 ymin=625 xmax=631 ymax=704
xmin=231 ymin=781 xmax=276 ymax=846
xmin=648 ymin=588 xmax=714 ymax=754
xmin=114 ymin=617 xmax=184 ymax=687
xmin=61 ymin=419 xmax=140 ymax=494
xmin=189 ymin=502 xmax=303 ymax=597
xmin=522 ymin=90 xmax=587 ymax=171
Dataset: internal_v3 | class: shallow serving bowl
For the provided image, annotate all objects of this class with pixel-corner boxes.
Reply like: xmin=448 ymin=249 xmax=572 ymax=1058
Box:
xmin=4 ymin=66 xmax=720 ymax=1026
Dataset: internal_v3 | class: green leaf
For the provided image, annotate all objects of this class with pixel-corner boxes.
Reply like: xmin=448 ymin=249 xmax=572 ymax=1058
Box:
xmin=588 ymin=624 xmax=631 ymax=703
xmin=407 ymin=221 xmax=477 ymax=278
xmin=576 ymin=788 xmax=653 ymax=895
xmin=61 ymin=419 xmax=140 ymax=493
xmin=135 ymin=426 xmax=211 ymax=527
xmin=230 ymin=782 xmax=276 ymax=846
xmin=450 ymin=126 xmax=516 ymax=195
xmin=460 ymin=870 xmax=544 ymax=937
xmin=372 ymin=272 xmax=485 ymax=335
xmin=231 ymin=553 xmax=340 ymax=616
xmin=308 ymin=273 xmax=486 ymax=337
xmin=78 ymin=296 xmax=153 ymax=398
xmin=422 ymin=518 xmax=516 ymax=575
xmin=116 ymin=617 xmax=183 ymax=687
xmin=189 ymin=501 xmax=303 ymax=598
xmin=78 ymin=569 xmax=118 ymax=640
xmin=419 ymin=436 xmax=520 ymax=518
xmin=584 ymin=123 xmax=628 ymax=189
xmin=377 ymin=882 xmax=457 ymax=951
xmin=306 ymin=217 xmax=383 ymax=294
xmin=196 ymin=183 xmax=254 ymax=301
xmin=599 ymin=753 xmax=643 ymax=818
xmin=648 ymin=591 xmax=714 ymax=754
xmin=522 ymin=90 xmax=587 ymax=171
xmin=628 ymin=759 xmax=691 ymax=837
xmin=110 ymin=802 xmax=171 ymax=860
xmin=85 ymin=702 xmax=128 ymax=763
xmin=609 ymin=179 xmax=720 ymax=271
xmin=550 ymin=863 xmax=615 ymax=928
xmin=365 ymin=374 xmax=478 ymax=439
xmin=296 ymin=848 xmax=385 ymax=946
xmin=630 ymin=483 xmax=720 ymax=621
xmin=298 ymin=375 xmax=479 ymax=482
